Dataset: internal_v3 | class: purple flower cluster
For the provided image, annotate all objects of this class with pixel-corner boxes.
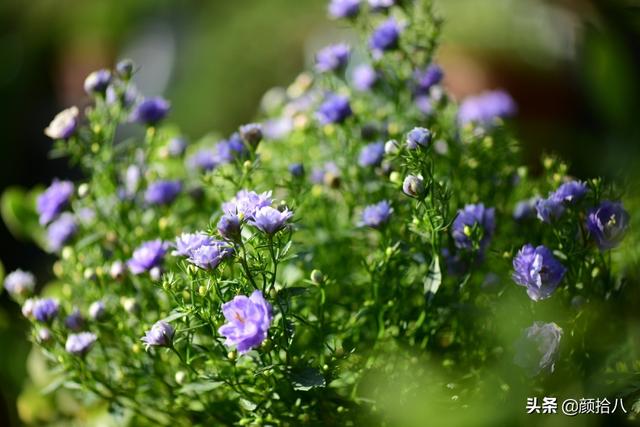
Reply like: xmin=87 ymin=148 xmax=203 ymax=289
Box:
xmin=218 ymin=290 xmax=272 ymax=354
xmin=514 ymin=322 xmax=562 ymax=375
xmin=406 ymin=127 xmax=431 ymax=150
xmin=223 ymin=190 xmax=273 ymax=220
xmin=128 ymin=240 xmax=168 ymax=274
xmin=358 ymin=142 xmax=385 ymax=167
xmin=142 ymin=320 xmax=175 ymax=348
xmin=586 ymin=201 xmax=630 ymax=250
xmin=66 ymin=332 xmax=97 ymax=356
xmin=361 ymin=201 xmax=393 ymax=228
xmin=248 ymin=206 xmax=293 ymax=235
xmin=413 ymin=64 xmax=443 ymax=95
xmin=173 ymin=232 xmax=214 ymax=256
xmin=317 ymin=94 xmax=352 ymax=125
xmin=173 ymin=232 xmax=234 ymax=269
xmin=451 ymin=203 xmax=495 ymax=251
xmin=144 ymin=180 xmax=182 ymax=205
xmin=47 ymin=213 xmax=77 ymax=252
xmin=369 ymin=18 xmax=401 ymax=52
xmin=37 ymin=180 xmax=74 ymax=225
xmin=328 ymin=0 xmax=360 ymax=19
xmin=33 ymin=298 xmax=59 ymax=323
xmin=512 ymin=244 xmax=566 ymax=301
xmin=4 ymin=269 xmax=35 ymax=297
xmin=458 ymin=90 xmax=516 ymax=126
xmin=131 ymin=97 xmax=170 ymax=125
xmin=535 ymin=180 xmax=587 ymax=223
xmin=316 ymin=43 xmax=351 ymax=73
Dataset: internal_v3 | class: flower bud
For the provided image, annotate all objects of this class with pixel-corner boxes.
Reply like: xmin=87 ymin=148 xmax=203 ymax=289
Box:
xmin=84 ymin=69 xmax=112 ymax=95
xmin=384 ymin=139 xmax=399 ymax=155
xmin=402 ymin=175 xmax=425 ymax=198
xmin=116 ymin=59 xmax=135 ymax=80
xmin=239 ymin=123 xmax=263 ymax=147
xmin=311 ymin=269 xmax=325 ymax=285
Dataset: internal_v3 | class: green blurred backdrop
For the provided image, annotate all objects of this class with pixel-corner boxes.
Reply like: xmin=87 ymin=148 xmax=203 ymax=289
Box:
xmin=0 ymin=0 xmax=638 ymax=425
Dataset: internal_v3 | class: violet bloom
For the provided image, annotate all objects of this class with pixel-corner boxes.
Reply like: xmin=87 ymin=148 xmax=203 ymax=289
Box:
xmin=513 ymin=198 xmax=540 ymax=221
xmin=361 ymin=201 xmax=393 ymax=228
xmin=66 ymin=332 xmax=97 ymax=356
xmin=141 ymin=320 xmax=175 ymax=348
xmin=368 ymin=0 xmax=394 ymax=10
xmin=288 ymin=163 xmax=305 ymax=178
xmin=173 ymin=232 xmax=215 ymax=257
xmin=535 ymin=198 xmax=565 ymax=223
xmin=47 ymin=213 xmax=77 ymax=252
xmin=369 ymin=18 xmax=401 ymax=52
xmin=33 ymin=298 xmax=59 ymax=323
xmin=451 ymin=203 xmax=496 ymax=251
xmin=316 ymin=43 xmax=351 ymax=73
xmin=358 ymin=142 xmax=385 ymax=167
xmin=317 ymin=94 xmax=352 ymax=125
xmin=328 ymin=0 xmax=360 ymax=18
xmin=406 ymin=127 xmax=431 ymax=150
xmin=4 ymin=269 xmax=35 ymax=297
xmin=144 ymin=180 xmax=181 ymax=205
xmin=44 ymin=106 xmax=79 ymax=140
xmin=223 ymin=190 xmax=273 ymax=220
xmin=218 ymin=290 xmax=273 ymax=354
xmin=239 ymin=123 xmax=263 ymax=147
xmin=83 ymin=69 xmax=112 ymax=95
xmin=413 ymin=64 xmax=443 ymax=95
xmin=586 ymin=201 xmax=630 ymax=250
xmin=217 ymin=215 xmax=242 ymax=241
xmin=65 ymin=308 xmax=85 ymax=331
xmin=536 ymin=180 xmax=587 ymax=223
xmin=215 ymin=134 xmax=249 ymax=164
xmin=248 ymin=206 xmax=293 ymax=235
xmin=188 ymin=241 xmax=234 ymax=270
xmin=37 ymin=179 xmax=74 ymax=225
xmin=352 ymin=64 xmax=377 ymax=91
xmin=128 ymin=240 xmax=168 ymax=274
xmin=402 ymin=175 xmax=425 ymax=198
xmin=514 ymin=322 xmax=562 ymax=375
xmin=189 ymin=149 xmax=218 ymax=172
xmin=89 ymin=301 xmax=106 ymax=321
xmin=130 ymin=97 xmax=170 ymax=125
xmin=553 ymin=180 xmax=587 ymax=203
xmin=458 ymin=90 xmax=517 ymax=126
xmin=512 ymin=244 xmax=566 ymax=301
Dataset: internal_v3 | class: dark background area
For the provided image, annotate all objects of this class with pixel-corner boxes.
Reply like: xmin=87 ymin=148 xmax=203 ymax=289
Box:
xmin=0 ymin=0 xmax=638 ymax=425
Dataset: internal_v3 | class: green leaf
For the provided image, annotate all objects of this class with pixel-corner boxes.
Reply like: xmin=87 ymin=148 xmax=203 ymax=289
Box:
xmin=177 ymin=381 xmax=224 ymax=395
xmin=291 ymin=367 xmax=326 ymax=391
xmin=424 ymin=255 xmax=442 ymax=299
xmin=0 ymin=186 xmax=45 ymax=246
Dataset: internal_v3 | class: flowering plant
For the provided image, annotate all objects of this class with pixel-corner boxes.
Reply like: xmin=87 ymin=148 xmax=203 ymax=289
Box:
xmin=2 ymin=0 xmax=638 ymax=425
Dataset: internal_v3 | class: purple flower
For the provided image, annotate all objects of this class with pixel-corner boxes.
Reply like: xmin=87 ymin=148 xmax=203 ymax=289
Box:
xmin=218 ymin=290 xmax=273 ymax=354
xmin=128 ymin=240 xmax=168 ymax=275
xmin=288 ymin=163 xmax=305 ymax=178
xmin=173 ymin=232 xmax=215 ymax=257
xmin=144 ymin=180 xmax=181 ymax=205
xmin=535 ymin=197 xmax=565 ymax=223
xmin=248 ymin=206 xmax=293 ymax=235
xmin=44 ymin=106 xmax=79 ymax=140
xmin=358 ymin=142 xmax=385 ymax=167
xmin=414 ymin=64 xmax=443 ymax=95
xmin=361 ymin=201 xmax=393 ymax=228
xmin=84 ymin=69 xmax=112 ymax=95
xmin=352 ymin=64 xmax=378 ymax=91
xmin=89 ymin=301 xmax=106 ymax=321
xmin=141 ymin=320 xmax=175 ymax=348
xmin=553 ymin=181 xmax=587 ymax=203
xmin=189 ymin=149 xmax=218 ymax=171
xmin=514 ymin=322 xmax=562 ymax=375
xmin=47 ymin=213 xmax=77 ymax=252
xmin=217 ymin=215 xmax=242 ymax=241
xmin=368 ymin=0 xmax=394 ymax=10
xmin=239 ymin=123 xmax=263 ymax=147
xmin=65 ymin=308 xmax=85 ymax=331
xmin=512 ymin=244 xmax=566 ymax=301
xmin=586 ymin=201 xmax=630 ymax=250
xmin=37 ymin=179 xmax=74 ymax=225
xmin=451 ymin=203 xmax=496 ymax=251
xmin=130 ymin=97 xmax=170 ymax=125
xmin=369 ymin=18 xmax=401 ymax=52
xmin=216 ymin=134 xmax=249 ymax=164
xmin=415 ymin=96 xmax=433 ymax=115
xmin=168 ymin=137 xmax=187 ymax=157
xmin=402 ymin=175 xmax=425 ymax=198
xmin=513 ymin=197 xmax=540 ymax=221
xmin=328 ymin=0 xmax=360 ymax=18
xmin=406 ymin=127 xmax=431 ymax=150
xmin=458 ymin=90 xmax=517 ymax=126
xmin=223 ymin=190 xmax=273 ymax=220
xmin=33 ymin=298 xmax=59 ymax=323
xmin=4 ymin=269 xmax=35 ymax=297
xmin=316 ymin=94 xmax=352 ymax=125
xmin=316 ymin=44 xmax=351 ymax=73
xmin=188 ymin=241 xmax=234 ymax=270
xmin=65 ymin=332 xmax=97 ymax=356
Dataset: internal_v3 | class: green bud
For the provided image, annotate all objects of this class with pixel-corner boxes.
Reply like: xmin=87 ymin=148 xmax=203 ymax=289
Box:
xmin=310 ymin=269 xmax=324 ymax=285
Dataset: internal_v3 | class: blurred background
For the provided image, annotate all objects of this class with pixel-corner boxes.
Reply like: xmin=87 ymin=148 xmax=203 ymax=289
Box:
xmin=0 ymin=0 xmax=639 ymax=424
